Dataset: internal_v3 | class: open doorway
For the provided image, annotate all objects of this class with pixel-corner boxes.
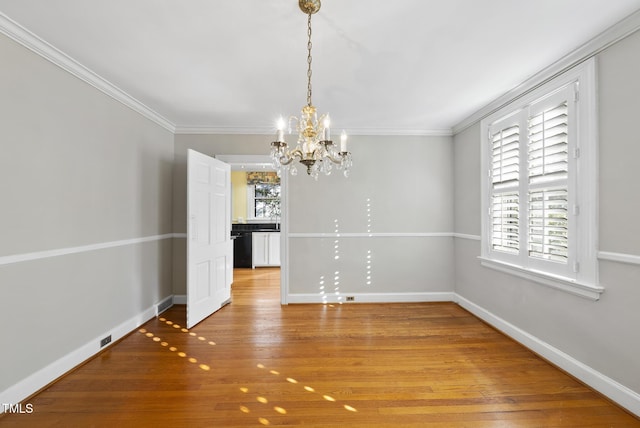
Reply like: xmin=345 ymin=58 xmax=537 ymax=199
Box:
xmin=215 ymin=155 xmax=287 ymax=305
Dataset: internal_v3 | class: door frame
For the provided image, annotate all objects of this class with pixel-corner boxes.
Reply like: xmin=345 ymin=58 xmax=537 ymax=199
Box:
xmin=216 ymin=155 xmax=289 ymax=305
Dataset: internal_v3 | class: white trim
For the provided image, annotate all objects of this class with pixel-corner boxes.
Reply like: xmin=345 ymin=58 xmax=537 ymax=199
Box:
xmin=279 ymin=173 xmax=290 ymax=305
xmin=454 ymin=9 xmax=640 ymax=134
xmin=0 ymin=234 xmax=177 ymax=266
xmin=175 ymin=126 xmax=453 ymax=137
xmin=455 ymin=294 xmax=640 ymax=418
xmin=287 ymin=292 xmax=456 ymax=305
xmin=173 ymin=233 xmax=188 ymax=239
xmin=280 ymin=233 xmax=479 ymax=240
xmin=173 ymin=295 xmax=187 ymax=305
xmin=0 ymin=298 xmax=163 ymax=413
xmin=339 ymin=128 xmax=453 ymax=137
xmin=453 ymin=233 xmax=481 ymax=241
xmin=175 ymin=126 xmax=272 ymax=135
xmin=215 ymin=154 xmax=274 ymax=171
xmin=0 ymin=12 xmax=175 ymax=132
xmin=288 ymin=232 xmax=453 ymax=239
xmin=478 ymin=257 xmax=604 ymax=301
xmin=598 ymin=251 xmax=640 ymax=266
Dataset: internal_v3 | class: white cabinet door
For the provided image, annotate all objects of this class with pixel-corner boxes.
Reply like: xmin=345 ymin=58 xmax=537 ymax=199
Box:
xmin=252 ymin=233 xmax=269 ymax=267
xmin=268 ymin=233 xmax=280 ymax=266
xmin=252 ymin=232 xmax=280 ymax=267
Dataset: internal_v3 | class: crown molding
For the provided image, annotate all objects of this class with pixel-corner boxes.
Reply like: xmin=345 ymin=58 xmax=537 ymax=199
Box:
xmin=9 ymin=5 xmax=636 ymax=139
xmin=175 ymin=125 xmax=453 ymax=137
xmin=0 ymin=11 xmax=454 ymax=138
xmin=343 ymin=128 xmax=453 ymax=137
xmin=453 ymin=8 xmax=640 ymax=135
xmin=174 ymin=126 xmax=272 ymax=135
xmin=0 ymin=12 xmax=176 ymax=133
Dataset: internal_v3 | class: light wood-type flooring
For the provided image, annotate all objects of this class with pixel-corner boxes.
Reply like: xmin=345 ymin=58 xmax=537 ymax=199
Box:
xmin=2 ymin=268 xmax=638 ymax=427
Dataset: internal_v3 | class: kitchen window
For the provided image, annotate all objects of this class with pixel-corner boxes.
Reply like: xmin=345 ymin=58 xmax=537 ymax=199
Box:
xmin=252 ymin=183 xmax=281 ymax=219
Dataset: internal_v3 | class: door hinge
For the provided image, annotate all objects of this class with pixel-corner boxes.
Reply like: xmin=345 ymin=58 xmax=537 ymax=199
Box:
xmin=573 ymin=204 xmax=580 ymax=216
xmin=573 ymin=261 xmax=580 ymax=273
xmin=573 ymin=147 xmax=581 ymax=159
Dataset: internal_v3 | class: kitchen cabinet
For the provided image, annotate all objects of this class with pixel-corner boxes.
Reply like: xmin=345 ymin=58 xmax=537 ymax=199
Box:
xmin=252 ymin=232 xmax=280 ymax=267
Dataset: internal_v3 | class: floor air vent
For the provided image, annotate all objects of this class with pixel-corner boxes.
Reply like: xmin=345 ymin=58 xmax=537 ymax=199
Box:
xmin=156 ymin=296 xmax=173 ymax=315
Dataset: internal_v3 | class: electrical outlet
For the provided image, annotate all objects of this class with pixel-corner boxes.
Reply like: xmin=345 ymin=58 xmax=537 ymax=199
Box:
xmin=346 ymin=296 xmax=355 ymax=302
xmin=100 ymin=335 xmax=112 ymax=348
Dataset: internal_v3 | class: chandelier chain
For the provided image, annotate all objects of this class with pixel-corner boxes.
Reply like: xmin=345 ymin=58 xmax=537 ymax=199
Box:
xmin=306 ymin=13 xmax=313 ymax=107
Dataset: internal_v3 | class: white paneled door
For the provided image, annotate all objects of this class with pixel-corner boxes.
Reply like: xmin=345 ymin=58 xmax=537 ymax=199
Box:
xmin=187 ymin=150 xmax=233 ymax=329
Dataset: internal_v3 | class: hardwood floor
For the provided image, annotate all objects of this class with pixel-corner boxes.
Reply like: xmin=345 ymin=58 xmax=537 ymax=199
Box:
xmin=2 ymin=268 xmax=638 ymax=427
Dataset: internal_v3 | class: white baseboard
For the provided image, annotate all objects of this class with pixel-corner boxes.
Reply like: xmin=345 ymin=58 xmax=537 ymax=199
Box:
xmin=173 ymin=294 xmax=187 ymax=305
xmin=286 ymin=292 xmax=456 ymax=304
xmin=454 ymin=294 xmax=640 ymax=418
xmin=176 ymin=292 xmax=454 ymax=305
xmin=0 ymin=298 xmax=166 ymax=413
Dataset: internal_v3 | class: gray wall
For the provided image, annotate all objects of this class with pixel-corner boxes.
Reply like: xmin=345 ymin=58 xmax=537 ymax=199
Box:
xmin=172 ymin=134 xmax=455 ymax=299
xmin=453 ymin=30 xmax=640 ymax=396
xmin=0 ymin=33 xmax=174 ymax=393
xmin=288 ymin=135 xmax=454 ymax=298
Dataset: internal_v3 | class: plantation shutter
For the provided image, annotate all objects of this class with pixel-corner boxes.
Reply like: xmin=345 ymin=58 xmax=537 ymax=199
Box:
xmin=491 ymin=124 xmax=520 ymax=254
xmin=528 ymin=102 xmax=569 ymax=184
xmin=527 ymin=101 xmax=569 ymax=263
xmin=528 ymin=188 xmax=568 ymax=262
xmin=492 ymin=125 xmax=520 ymax=188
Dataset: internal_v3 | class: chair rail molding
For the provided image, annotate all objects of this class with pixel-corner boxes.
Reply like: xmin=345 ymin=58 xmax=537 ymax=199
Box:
xmin=598 ymin=251 xmax=640 ymax=266
xmin=0 ymin=234 xmax=178 ymax=266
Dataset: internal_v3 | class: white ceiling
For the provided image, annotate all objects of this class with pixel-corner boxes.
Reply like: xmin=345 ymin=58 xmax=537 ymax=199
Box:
xmin=1 ymin=0 xmax=640 ymax=134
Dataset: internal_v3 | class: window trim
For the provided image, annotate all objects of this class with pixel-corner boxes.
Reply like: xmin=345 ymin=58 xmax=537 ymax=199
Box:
xmin=479 ymin=58 xmax=602 ymax=300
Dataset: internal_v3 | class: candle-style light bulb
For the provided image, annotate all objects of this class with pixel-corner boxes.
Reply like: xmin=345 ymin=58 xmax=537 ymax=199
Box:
xmin=276 ymin=117 xmax=285 ymax=142
xmin=323 ymin=115 xmax=331 ymax=141
xmin=340 ymin=130 xmax=348 ymax=152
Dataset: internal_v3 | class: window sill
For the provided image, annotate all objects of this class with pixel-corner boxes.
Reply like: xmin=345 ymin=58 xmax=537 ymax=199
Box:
xmin=477 ymin=257 xmax=604 ymax=301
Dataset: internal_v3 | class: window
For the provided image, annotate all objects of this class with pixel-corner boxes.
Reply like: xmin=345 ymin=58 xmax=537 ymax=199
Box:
xmin=480 ymin=59 xmax=601 ymax=300
xmin=244 ymin=171 xmax=281 ymax=221
xmin=253 ymin=183 xmax=281 ymax=219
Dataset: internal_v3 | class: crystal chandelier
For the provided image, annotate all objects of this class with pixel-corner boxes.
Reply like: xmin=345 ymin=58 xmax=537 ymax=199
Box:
xmin=270 ymin=0 xmax=353 ymax=180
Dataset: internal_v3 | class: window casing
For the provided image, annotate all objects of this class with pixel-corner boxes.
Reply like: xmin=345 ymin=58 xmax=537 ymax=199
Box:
xmin=480 ymin=59 xmax=601 ymax=300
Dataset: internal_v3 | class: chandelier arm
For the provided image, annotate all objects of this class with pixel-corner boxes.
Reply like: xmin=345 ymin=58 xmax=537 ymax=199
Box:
xmin=324 ymin=152 xmax=349 ymax=165
xmin=279 ymin=157 xmax=295 ymax=166
xmin=279 ymin=148 xmax=304 ymax=166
